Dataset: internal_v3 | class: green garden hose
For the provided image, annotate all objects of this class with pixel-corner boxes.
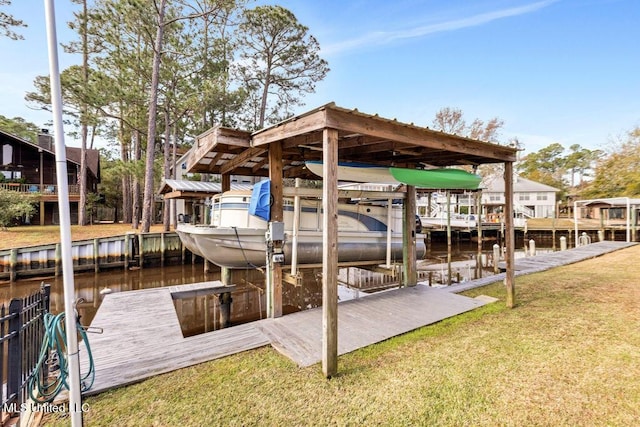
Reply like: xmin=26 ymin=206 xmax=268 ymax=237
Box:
xmin=28 ymin=312 xmax=95 ymax=403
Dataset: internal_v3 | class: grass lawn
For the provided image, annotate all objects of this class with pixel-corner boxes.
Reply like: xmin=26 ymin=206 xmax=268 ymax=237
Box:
xmin=0 ymin=224 xmax=167 ymax=250
xmin=42 ymin=245 xmax=640 ymax=426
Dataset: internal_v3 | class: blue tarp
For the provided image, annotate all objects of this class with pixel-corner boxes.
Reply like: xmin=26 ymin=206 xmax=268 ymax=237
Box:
xmin=248 ymin=179 xmax=271 ymax=221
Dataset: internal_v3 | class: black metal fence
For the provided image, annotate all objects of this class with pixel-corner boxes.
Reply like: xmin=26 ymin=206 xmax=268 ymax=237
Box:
xmin=1 ymin=285 xmax=50 ymax=416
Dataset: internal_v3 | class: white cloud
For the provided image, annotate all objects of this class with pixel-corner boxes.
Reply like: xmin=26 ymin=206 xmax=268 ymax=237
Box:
xmin=323 ymin=0 xmax=558 ymax=55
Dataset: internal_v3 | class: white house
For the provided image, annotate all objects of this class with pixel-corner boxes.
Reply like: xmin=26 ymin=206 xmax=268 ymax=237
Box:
xmin=482 ymin=174 xmax=560 ymax=218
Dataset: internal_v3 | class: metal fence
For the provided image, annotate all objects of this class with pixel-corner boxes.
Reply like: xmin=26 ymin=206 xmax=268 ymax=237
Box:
xmin=1 ymin=285 xmax=50 ymax=417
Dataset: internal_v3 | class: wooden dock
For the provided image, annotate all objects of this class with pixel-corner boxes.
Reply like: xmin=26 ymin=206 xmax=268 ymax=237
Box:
xmin=448 ymin=240 xmax=637 ymax=293
xmin=80 ymin=240 xmax=636 ymax=394
xmin=256 ymin=286 xmax=491 ymax=367
xmin=81 ymin=282 xmax=269 ymax=395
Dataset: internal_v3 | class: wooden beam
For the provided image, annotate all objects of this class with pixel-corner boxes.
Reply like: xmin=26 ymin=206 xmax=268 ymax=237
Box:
xmin=403 ymin=185 xmax=417 ymax=287
xmin=324 ymin=107 xmax=517 ymax=163
xmin=504 ymin=161 xmax=515 ymax=308
xmin=221 ymin=174 xmax=230 ymax=192
xmin=220 ymin=147 xmax=266 ymax=175
xmin=269 ymin=141 xmax=283 ymax=318
xmin=322 ymin=127 xmax=339 ymax=378
xmin=252 ymin=109 xmax=328 ymax=147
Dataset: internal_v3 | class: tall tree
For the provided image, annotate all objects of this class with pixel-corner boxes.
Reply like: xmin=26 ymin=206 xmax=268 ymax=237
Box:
xmin=517 ymin=142 xmax=567 ymax=191
xmin=583 ymin=127 xmax=640 ymax=198
xmin=0 ymin=115 xmax=40 ymax=141
xmin=432 ymin=107 xmax=466 ymax=135
xmin=564 ymin=144 xmax=601 ymax=188
xmin=432 ymin=107 xmax=504 ymax=142
xmin=141 ymin=0 xmax=232 ymax=233
xmin=237 ymin=5 xmax=329 ymax=129
xmin=0 ymin=0 xmax=25 ymax=40
xmin=67 ymin=0 xmax=92 ymax=225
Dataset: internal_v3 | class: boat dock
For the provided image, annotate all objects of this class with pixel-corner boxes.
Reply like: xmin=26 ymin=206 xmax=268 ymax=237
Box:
xmin=81 ymin=241 xmax=635 ymax=395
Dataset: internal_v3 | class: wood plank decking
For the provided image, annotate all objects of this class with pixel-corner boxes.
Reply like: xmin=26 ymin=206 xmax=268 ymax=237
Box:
xmin=256 ymin=286 xmax=490 ymax=367
xmin=449 ymin=241 xmax=636 ymax=293
xmin=81 ymin=283 xmax=270 ymax=395
xmin=80 ymin=240 xmax=636 ymax=394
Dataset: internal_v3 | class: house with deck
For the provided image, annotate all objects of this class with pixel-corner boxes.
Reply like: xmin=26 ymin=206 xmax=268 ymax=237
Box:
xmin=482 ymin=174 xmax=559 ymax=220
xmin=0 ymin=129 xmax=100 ymax=225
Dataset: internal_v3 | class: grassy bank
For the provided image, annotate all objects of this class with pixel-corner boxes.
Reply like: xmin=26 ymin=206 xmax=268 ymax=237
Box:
xmin=44 ymin=246 xmax=640 ymax=426
xmin=0 ymin=224 xmax=167 ymax=250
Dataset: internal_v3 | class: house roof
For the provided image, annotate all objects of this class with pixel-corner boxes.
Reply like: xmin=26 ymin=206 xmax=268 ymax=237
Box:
xmin=158 ymin=178 xmax=253 ymax=199
xmin=184 ymin=103 xmax=518 ymax=179
xmin=483 ymin=174 xmax=560 ymax=193
xmin=580 ymin=197 xmax=640 ymax=207
xmin=0 ymin=129 xmax=100 ymax=180
xmin=66 ymin=146 xmax=101 ymax=180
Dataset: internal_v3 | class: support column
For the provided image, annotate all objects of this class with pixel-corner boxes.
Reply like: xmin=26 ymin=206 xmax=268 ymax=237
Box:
xmin=322 ymin=128 xmax=339 ymax=378
xmin=476 ymin=190 xmax=483 ymax=279
xmin=219 ymin=267 xmax=232 ymax=328
xmin=403 ymin=185 xmax=417 ymax=287
xmin=504 ymin=162 xmax=516 ymax=308
xmin=268 ymin=141 xmax=283 ymax=318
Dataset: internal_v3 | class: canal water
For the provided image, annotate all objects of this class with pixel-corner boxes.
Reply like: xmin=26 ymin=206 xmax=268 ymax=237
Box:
xmin=1 ymin=239 xmax=546 ymax=337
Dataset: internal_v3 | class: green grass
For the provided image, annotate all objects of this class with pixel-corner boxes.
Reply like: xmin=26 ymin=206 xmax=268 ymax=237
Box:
xmin=43 ymin=246 xmax=640 ymax=426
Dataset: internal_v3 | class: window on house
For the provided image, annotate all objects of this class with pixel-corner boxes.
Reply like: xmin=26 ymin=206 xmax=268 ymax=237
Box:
xmin=489 ymin=194 xmax=501 ymax=201
xmin=2 ymin=144 xmax=13 ymax=165
xmin=537 ymin=193 xmax=548 ymax=201
xmin=519 ymin=193 xmax=530 ymax=201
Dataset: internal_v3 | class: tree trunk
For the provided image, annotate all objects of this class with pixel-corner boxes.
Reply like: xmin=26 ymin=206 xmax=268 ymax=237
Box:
xmin=171 ymin=125 xmax=177 ymax=228
xmin=141 ymin=0 xmax=167 ymax=233
xmin=120 ymin=120 xmax=132 ymax=224
xmin=258 ymin=59 xmax=272 ymax=128
xmin=132 ymin=129 xmax=141 ymax=229
xmin=78 ymin=0 xmax=89 ymax=226
xmin=162 ymin=107 xmax=171 ymax=231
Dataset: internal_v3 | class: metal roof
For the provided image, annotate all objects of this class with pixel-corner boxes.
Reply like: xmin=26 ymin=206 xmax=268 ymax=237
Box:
xmin=158 ymin=179 xmax=254 ymax=198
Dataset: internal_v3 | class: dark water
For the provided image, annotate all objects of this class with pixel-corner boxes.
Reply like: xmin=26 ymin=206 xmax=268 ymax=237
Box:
xmin=1 ymin=239 xmax=545 ymax=337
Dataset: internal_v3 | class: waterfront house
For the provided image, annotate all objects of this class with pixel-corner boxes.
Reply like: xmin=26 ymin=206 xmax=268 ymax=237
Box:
xmin=482 ymin=174 xmax=559 ymax=220
xmin=0 ymin=129 xmax=100 ymax=225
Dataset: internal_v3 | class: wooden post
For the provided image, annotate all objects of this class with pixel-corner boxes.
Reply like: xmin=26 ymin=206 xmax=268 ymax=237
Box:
xmin=124 ymin=233 xmax=130 ymax=269
xmin=138 ymin=233 xmax=144 ymax=268
xmin=269 ymin=140 xmax=284 ymax=318
xmin=221 ymin=173 xmax=231 ymax=192
xmin=93 ymin=238 xmax=100 ymax=273
xmin=402 ymin=185 xmax=417 ymax=287
xmin=504 ymin=162 xmax=516 ymax=308
xmin=446 ymin=191 xmax=452 ymax=286
xmin=40 ymin=200 xmax=45 ymax=226
xmin=160 ymin=232 xmax=165 ymax=267
xmin=55 ymin=243 xmax=61 ymax=276
xmin=9 ymin=248 xmax=17 ymax=282
xmin=219 ymin=267 xmax=232 ymax=328
xmin=476 ymin=190 xmax=483 ymax=279
xmin=322 ymin=128 xmax=339 ymax=378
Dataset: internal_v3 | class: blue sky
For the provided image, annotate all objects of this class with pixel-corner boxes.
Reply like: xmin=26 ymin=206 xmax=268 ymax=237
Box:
xmin=1 ymin=0 xmax=639 ymax=154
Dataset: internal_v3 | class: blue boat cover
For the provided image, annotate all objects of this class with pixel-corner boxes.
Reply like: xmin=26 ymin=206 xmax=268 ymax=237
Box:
xmin=248 ymin=179 xmax=271 ymax=221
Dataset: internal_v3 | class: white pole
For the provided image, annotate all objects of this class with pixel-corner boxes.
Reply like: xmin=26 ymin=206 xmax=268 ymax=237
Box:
xmin=43 ymin=1 xmax=83 ymax=424
xmin=574 ymin=201 xmax=579 ymax=247
xmin=626 ymin=197 xmax=631 ymax=243
xmin=385 ymin=198 xmax=392 ymax=267
xmin=291 ymin=179 xmax=301 ymax=275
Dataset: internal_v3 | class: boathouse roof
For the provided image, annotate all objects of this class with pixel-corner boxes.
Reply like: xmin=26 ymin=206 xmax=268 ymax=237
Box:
xmin=184 ymin=103 xmax=517 ymax=179
xmin=158 ymin=178 xmax=253 ymax=199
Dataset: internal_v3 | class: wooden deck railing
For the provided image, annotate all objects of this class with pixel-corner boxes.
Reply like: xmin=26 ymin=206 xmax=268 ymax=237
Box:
xmin=0 ymin=183 xmax=80 ymax=195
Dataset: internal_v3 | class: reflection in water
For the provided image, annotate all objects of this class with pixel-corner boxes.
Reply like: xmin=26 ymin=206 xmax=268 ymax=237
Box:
xmin=1 ymin=239 xmax=541 ymax=337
